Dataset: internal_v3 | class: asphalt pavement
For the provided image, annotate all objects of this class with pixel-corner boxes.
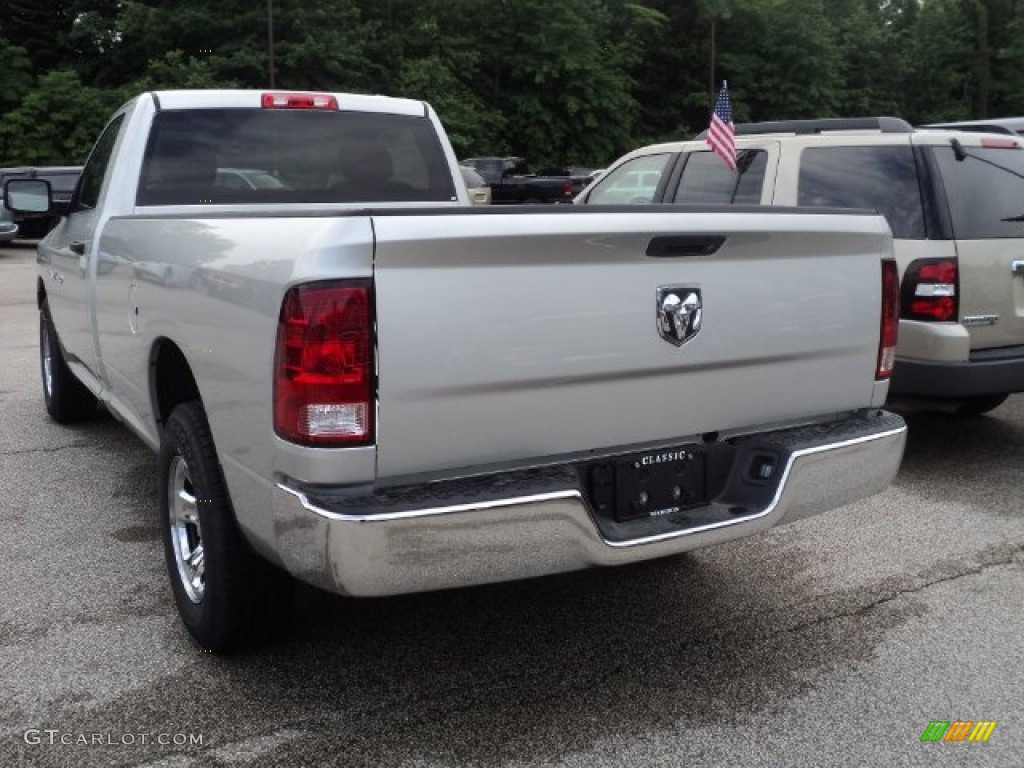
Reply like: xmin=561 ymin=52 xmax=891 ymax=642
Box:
xmin=1 ymin=242 xmax=1022 ymax=767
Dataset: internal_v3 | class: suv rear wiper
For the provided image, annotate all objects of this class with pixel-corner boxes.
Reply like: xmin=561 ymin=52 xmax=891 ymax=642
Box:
xmin=949 ymin=136 xmax=1024 ymax=180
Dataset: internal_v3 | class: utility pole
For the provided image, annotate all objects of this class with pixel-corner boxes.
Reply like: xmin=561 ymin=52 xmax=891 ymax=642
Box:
xmin=975 ymin=1 xmax=990 ymax=118
xmin=267 ymin=0 xmax=276 ymax=89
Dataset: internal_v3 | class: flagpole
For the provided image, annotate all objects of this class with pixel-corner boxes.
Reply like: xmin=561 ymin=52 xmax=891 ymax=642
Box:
xmin=709 ymin=15 xmax=717 ymax=107
xmin=707 ymin=10 xmax=731 ymax=107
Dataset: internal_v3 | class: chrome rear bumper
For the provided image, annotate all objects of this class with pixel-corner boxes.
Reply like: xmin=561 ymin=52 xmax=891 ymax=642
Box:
xmin=270 ymin=412 xmax=906 ymax=596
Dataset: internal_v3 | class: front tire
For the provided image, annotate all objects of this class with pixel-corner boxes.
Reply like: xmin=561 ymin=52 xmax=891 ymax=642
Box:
xmin=40 ymin=302 xmax=97 ymax=422
xmin=159 ymin=401 xmax=292 ymax=652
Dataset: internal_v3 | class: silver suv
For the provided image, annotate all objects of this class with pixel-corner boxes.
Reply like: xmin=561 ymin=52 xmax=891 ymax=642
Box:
xmin=577 ymin=117 xmax=1024 ymax=415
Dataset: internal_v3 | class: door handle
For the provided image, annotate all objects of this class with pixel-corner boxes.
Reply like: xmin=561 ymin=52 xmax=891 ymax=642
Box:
xmin=646 ymin=235 xmax=727 ymax=258
xmin=50 ymin=270 xmax=64 ymax=285
xmin=69 ymin=241 xmax=86 ymax=255
xmin=1013 ymin=260 xmax=1024 ymax=277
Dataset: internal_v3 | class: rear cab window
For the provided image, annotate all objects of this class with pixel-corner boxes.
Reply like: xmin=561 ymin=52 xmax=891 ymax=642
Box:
xmin=137 ymin=109 xmax=457 ymax=206
xmin=796 ymin=145 xmax=926 ymax=239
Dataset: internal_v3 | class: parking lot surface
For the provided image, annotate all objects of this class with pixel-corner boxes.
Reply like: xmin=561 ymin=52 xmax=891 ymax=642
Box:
xmin=2 ymin=243 xmax=1022 ymax=766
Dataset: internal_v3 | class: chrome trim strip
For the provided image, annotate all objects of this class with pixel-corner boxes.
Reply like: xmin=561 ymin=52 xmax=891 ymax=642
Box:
xmin=275 ymin=483 xmax=582 ymax=524
xmin=275 ymin=424 xmax=907 ymax=548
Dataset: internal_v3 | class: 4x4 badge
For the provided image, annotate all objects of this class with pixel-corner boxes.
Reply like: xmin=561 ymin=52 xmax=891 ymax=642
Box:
xmin=657 ymin=286 xmax=702 ymax=346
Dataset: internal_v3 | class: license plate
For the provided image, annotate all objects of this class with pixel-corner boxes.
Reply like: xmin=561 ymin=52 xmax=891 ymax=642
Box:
xmin=588 ymin=446 xmax=707 ymax=522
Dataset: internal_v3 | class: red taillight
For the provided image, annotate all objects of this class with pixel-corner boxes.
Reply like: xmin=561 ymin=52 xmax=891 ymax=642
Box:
xmin=915 ymin=261 xmax=956 ymax=283
xmin=261 ymin=92 xmax=339 ymax=110
xmin=274 ymin=280 xmax=374 ymax=446
xmin=908 ymin=296 xmax=957 ymax=321
xmin=877 ymin=259 xmax=899 ymax=379
xmin=562 ymin=180 xmax=573 ymax=197
xmin=901 ymin=258 xmax=958 ymax=322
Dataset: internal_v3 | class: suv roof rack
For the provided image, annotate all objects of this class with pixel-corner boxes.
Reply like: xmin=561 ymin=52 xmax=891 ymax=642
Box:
xmin=733 ymin=117 xmax=913 ymax=136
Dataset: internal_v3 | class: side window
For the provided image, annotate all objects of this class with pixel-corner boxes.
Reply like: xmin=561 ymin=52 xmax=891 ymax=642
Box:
xmin=673 ymin=150 xmax=767 ymax=204
xmin=798 ymin=146 xmax=925 ymax=239
xmin=76 ymin=114 xmax=126 ymax=211
xmin=585 ymin=153 xmax=672 ymax=204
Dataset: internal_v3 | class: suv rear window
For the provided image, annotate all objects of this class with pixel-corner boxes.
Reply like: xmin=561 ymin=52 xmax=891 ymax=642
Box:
xmin=932 ymin=145 xmax=1024 ymax=239
xmin=797 ymin=146 xmax=926 ymax=239
xmin=137 ymin=109 xmax=457 ymax=206
xmin=673 ymin=150 xmax=767 ymax=204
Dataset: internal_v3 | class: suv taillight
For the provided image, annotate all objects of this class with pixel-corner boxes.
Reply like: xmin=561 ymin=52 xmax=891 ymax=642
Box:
xmin=274 ymin=280 xmax=374 ymax=446
xmin=878 ymin=259 xmax=899 ymax=379
xmin=901 ymin=258 xmax=958 ymax=322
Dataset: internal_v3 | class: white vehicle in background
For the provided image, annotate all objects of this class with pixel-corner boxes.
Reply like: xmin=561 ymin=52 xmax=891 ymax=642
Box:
xmin=215 ymin=167 xmax=287 ymax=190
xmin=459 ymin=164 xmax=491 ymax=204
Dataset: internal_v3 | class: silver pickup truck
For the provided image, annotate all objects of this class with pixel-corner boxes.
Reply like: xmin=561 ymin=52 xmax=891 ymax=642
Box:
xmin=5 ymin=90 xmax=907 ymax=652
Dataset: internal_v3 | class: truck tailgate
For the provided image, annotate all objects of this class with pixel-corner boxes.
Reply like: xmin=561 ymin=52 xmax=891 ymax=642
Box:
xmin=372 ymin=209 xmax=891 ymax=478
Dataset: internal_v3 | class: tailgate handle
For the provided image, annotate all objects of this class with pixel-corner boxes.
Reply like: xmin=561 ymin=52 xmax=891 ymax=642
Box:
xmin=646 ymin=235 xmax=726 ymax=258
xmin=1013 ymin=260 xmax=1024 ymax=277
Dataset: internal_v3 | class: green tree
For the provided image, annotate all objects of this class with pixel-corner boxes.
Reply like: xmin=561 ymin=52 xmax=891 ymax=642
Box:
xmin=127 ymin=50 xmax=232 ymax=92
xmin=994 ymin=9 xmax=1024 ymax=113
xmin=0 ymin=69 xmax=119 ymax=164
xmin=466 ymin=0 xmax=657 ymax=166
xmin=5 ymin=0 xmax=1024 ymax=173
xmin=832 ymin=0 xmax=905 ymax=116
xmin=899 ymin=0 xmax=974 ymax=122
xmin=979 ymin=0 xmax=1024 ymax=117
xmin=3 ymin=0 xmax=77 ymax=73
xmin=272 ymin=2 xmax=376 ymax=92
xmin=0 ymin=39 xmax=32 ymax=113
xmin=718 ymin=0 xmax=842 ymax=121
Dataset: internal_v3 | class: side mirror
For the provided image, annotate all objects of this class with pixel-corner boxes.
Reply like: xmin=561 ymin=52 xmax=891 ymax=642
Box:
xmin=4 ymin=178 xmax=52 ymax=213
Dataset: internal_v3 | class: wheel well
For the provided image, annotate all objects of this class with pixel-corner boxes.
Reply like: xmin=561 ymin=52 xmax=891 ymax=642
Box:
xmin=150 ymin=339 xmax=201 ymax=428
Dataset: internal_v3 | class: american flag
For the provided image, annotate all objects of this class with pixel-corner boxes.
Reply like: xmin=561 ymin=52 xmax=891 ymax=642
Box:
xmin=706 ymin=81 xmax=736 ymax=171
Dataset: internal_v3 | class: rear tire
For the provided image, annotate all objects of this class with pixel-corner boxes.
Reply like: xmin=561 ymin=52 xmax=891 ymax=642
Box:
xmin=159 ymin=401 xmax=293 ymax=652
xmin=40 ymin=302 xmax=97 ymax=422
xmin=953 ymin=394 xmax=1009 ymax=417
